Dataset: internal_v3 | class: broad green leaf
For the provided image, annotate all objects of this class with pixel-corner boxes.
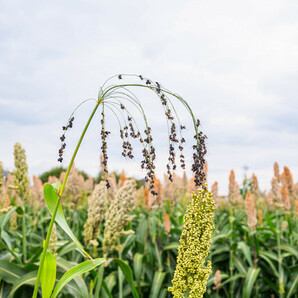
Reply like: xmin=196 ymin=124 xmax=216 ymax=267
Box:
xmin=133 ymin=253 xmax=143 ymax=283
xmin=114 ymin=258 xmax=139 ymax=298
xmin=149 ymin=271 xmax=166 ymax=298
xmin=243 ymin=267 xmax=260 ymax=298
xmin=103 ymin=272 xmax=117 ymax=298
xmin=233 ymin=256 xmax=248 ymax=274
xmin=0 ymin=207 xmax=16 ymax=228
xmin=149 ymin=216 xmax=158 ymax=243
xmin=94 ymin=265 xmax=104 ymax=298
xmin=287 ymin=274 xmax=298 ymax=298
xmin=51 ymin=258 xmax=105 ymax=298
xmin=0 ymin=260 xmax=26 ymax=284
xmin=8 ymin=271 xmax=37 ymax=298
xmin=279 ymin=244 xmax=298 ymax=259
xmin=136 ymin=216 xmax=147 ymax=245
xmin=56 ymin=257 xmax=88 ymax=298
xmin=41 ymin=252 xmax=56 ymax=298
xmin=259 ymin=252 xmax=279 ymax=277
xmin=102 ymin=279 xmax=113 ymax=298
xmin=163 ymin=242 xmax=179 ymax=251
xmin=44 ymin=183 xmax=91 ymax=259
xmin=221 ymin=274 xmax=245 ymax=287
xmin=238 ymin=241 xmax=253 ymax=267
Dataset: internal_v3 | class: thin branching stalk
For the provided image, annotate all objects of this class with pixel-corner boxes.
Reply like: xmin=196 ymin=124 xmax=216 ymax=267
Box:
xmin=32 ymin=99 xmax=102 ymax=297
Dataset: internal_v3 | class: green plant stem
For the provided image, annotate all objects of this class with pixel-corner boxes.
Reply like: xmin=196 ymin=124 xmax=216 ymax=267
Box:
xmin=32 ymin=100 xmax=102 ymax=298
xmin=276 ymin=210 xmax=283 ymax=298
xmin=118 ymin=250 xmax=123 ymax=298
xmin=229 ymin=207 xmax=234 ymax=297
xmin=22 ymin=205 xmax=27 ymax=263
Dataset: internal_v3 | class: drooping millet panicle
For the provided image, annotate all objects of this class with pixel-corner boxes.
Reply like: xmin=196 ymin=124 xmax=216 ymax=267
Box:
xmin=103 ymin=179 xmax=136 ymax=256
xmin=57 ymin=74 xmax=207 ymax=199
xmin=84 ymin=181 xmax=108 ymax=246
xmin=168 ymin=187 xmax=215 ymax=298
xmin=13 ymin=143 xmax=30 ymax=200
xmin=58 ymin=116 xmax=74 ymax=162
xmin=245 ymin=190 xmax=257 ymax=230
xmin=100 ymin=106 xmax=111 ymax=189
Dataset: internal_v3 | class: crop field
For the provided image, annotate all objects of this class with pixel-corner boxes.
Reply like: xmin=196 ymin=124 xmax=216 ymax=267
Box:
xmin=0 ymin=152 xmax=297 ymax=297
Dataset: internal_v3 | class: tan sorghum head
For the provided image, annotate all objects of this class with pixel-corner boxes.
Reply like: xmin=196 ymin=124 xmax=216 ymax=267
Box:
xmin=281 ymin=185 xmax=291 ymax=210
xmin=281 ymin=166 xmax=294 ymax=196
xmin=251 ymin=173 xmax=260 ymax=198
xmin=245 ymin=190 xmax=257 ymax=230
xmin=228 ymin=170 xmax=242 ymax=205
xmin=271 ymin=177 xmax=282 ymax=209
xmin=213 ymin=270 xmax=222 ymax=290
xmin=274 ymin=162 xmax=280 ymax=183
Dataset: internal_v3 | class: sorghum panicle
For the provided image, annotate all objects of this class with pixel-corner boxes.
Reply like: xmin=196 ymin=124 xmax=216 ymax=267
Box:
xmin=83 ymin=181 xmax=108 ymax=246
xmin=168 ymin=187 xmax=215 ymax=298
xmin=13 ymin=143 xmax=30 ymax=200
xmin=245 ymin=190 xmax=257 ymax=230
xmin=103 ymin=179 xmax=136 ymax=256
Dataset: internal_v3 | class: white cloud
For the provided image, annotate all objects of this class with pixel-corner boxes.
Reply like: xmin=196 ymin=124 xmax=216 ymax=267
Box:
xmin=0 ymin=0 xmax=297 ymax=194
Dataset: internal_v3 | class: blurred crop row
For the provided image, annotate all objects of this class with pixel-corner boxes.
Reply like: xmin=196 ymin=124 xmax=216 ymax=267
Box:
xmin=0 ymin=144 xmax=297 ymax=297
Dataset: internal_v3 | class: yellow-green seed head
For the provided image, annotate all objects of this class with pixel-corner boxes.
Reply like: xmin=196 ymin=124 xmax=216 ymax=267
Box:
xmin=103 ymin=179 xmax=136 ymax=256
xmin=168 ymin=187 xmax=215 ymax=298
xmin=13 ymin=143 xmax=29 ymax=200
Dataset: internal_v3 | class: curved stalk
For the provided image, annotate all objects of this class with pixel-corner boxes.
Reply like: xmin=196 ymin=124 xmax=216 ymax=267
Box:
xmin=32 ymin=99 xmax=102 ymax=298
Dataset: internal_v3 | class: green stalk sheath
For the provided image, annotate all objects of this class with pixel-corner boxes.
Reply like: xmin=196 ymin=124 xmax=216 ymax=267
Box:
xmin=229 ymin=207 xmax=234 ymax=297
xmin=276 ymin=210 xmax=283 ymax=298
xmin=118 ymin=250 xmax=123 ymax=298
xmin=32 ymin=100 xmax=102 ymax=298
xmin=22 ymin=212 xmax=27 ymax=263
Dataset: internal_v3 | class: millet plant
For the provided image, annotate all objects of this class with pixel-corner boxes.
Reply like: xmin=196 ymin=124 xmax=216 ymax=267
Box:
xmin=32 ymin=74 xmax=214 ymax=297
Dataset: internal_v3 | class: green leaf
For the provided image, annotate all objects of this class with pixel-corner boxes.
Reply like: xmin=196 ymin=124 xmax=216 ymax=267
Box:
xmin=8 ymin=271 xmax=37 ymax=298
xmin=56 ymin=257 xmax=88 ymax=298
xmin=178 ymin=214 xmax=184 ymax=225
xmin=44 ymin=183 xmax=91 ymax=259
xmin=113 ymin=258 xmax=139 ymax=298
xmin=238 ymin=242 xmax=253 ymax=267
xmin=51 ymin=258 xmax=105 ymax=298
xmin=0 ymin=260 xmax=26 ymax=284
xmin=149 ymin=271 xmax=166 ymax=298
xmin=94 ymin=265 xmax=104 ymax=298
xmin=259 ymin=252 xmax=279 ymax=277
xmin=287 ymin=274 xmax=298 ymax=298
xmin=41 ymin=252 xmax=56 ymax=298
xmin=133 ymin=253 xmax=143 ymax=284
xmin=221 ymin=274 xmax=246 ymax=287
xmin=243 ymin=267 xmax=260 ymax=298
xmin=102 ymin=279 xmax=113 ymax=298
xmin=163 ymin=242 xmax=179 ymax=251
xmin=279 ymin=244 xmax=298 ymax=259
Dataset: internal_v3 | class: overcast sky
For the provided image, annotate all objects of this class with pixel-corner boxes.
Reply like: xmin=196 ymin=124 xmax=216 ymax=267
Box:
xmin=0 ymin=0 xmax=297 ymax=194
